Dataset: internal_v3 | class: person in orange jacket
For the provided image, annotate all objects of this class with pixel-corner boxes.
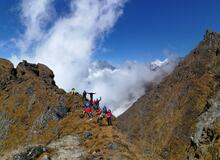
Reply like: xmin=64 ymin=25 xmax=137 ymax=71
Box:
xmin=106 ymin=109 xmax=113 ymax=126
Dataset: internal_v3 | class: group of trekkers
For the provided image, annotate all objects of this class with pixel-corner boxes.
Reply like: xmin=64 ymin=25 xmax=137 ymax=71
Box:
xmin=80 ymin=90 xmax=113 ymax=126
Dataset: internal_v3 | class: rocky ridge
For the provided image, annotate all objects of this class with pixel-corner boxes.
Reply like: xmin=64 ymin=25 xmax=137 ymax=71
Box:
xmin=0 ymin=59 xmax=142 ymax=159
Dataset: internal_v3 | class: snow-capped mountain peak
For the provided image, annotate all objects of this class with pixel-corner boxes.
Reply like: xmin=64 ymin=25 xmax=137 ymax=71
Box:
xmin=150 ymin=58 xmax=169 ymax=71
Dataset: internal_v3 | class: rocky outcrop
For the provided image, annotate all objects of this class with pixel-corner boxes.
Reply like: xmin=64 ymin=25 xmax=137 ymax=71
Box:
xmin=188 ymin=93 xmax=220 ymax=160
xmin=12 ymin=145 xmax=47 ymax=160
xmin=0 ymin=59 xmax=73 ymax=154
xmin=0 ymin=59 xmax=16 ymax=90
xmin=47 ymin=135 xmax=85 ymax=160
xmin=3 ymin=135 xmax=86 ymax=160
xmin=117 ymin=30 xmax=220 ymax=160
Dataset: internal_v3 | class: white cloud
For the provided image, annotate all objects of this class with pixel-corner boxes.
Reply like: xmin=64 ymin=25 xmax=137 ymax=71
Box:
xmin=86 ymin=58 xmax=178 ymax=116
xmin=10 ymin=0 xmax=178 ymax=116
xmin=17 ymin=0 xmax=55 ymax=53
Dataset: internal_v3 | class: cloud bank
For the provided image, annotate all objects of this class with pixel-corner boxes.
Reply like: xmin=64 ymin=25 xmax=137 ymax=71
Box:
xmin=10 ymin=0 xmax=178 ymax=116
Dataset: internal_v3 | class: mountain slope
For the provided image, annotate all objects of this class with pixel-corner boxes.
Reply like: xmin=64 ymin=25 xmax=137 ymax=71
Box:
xmin=117 ymin=30 xmax=220 ymax=160
xmin=0 ymin=59 xmax=142 ymax=159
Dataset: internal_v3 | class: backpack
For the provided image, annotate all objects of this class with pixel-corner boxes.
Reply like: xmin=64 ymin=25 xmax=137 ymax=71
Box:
xmin=85 ymin=102 xmax=90 ymax=107
xmin=103 ymin=106 xmax=107 ymax=113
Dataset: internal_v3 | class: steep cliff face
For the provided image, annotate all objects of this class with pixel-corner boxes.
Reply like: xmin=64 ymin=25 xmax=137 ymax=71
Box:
xmin=0 ymin=59 xmax=142 ymax=160
xmin=117 ymin=30 xmax=220 ymax=160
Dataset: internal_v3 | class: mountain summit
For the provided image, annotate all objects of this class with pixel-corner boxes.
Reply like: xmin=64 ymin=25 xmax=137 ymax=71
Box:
xmin=117 ymin=30 xmax=220 ymax=160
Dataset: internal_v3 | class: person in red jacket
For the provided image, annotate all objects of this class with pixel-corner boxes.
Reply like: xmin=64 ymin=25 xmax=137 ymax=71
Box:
xmin=96 ymin=107 xmax=103 ymax=125
xmin=106 ymin=109 xmax=113 ymax=126
xmin=84 ymin=106 xmax=93 ymax=118
xmin=96 ymin=107 xmax=102 ymax=115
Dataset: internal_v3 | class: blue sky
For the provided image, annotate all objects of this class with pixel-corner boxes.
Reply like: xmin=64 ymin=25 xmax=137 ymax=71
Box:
xmin=96 ymin=0 xmax=220 ymax=63
xmin=1 ymin=0 xmax=220 ymax=63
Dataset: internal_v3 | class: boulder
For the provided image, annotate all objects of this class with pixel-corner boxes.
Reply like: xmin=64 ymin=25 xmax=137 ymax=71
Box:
xmin=36 ymin=104 xmax=70 ymax=129
xmin=84 ymin=131 xmax=93 ymax=140
xmin=12 ymin=145 xmax=46 ymax=160
xmin=107 ymin=143 xmax=118 ymax=150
